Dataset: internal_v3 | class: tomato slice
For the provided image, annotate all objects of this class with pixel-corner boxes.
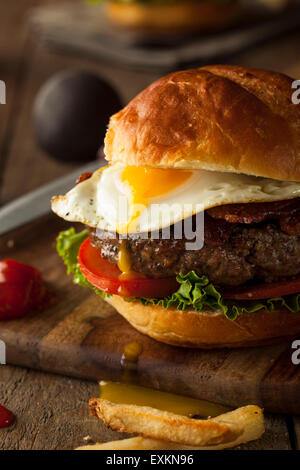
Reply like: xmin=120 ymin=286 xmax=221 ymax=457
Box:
xmin=78 ymin=238 xmax=179 ymax=298
xmin=223 ymin=277 xmax=300 ymax=301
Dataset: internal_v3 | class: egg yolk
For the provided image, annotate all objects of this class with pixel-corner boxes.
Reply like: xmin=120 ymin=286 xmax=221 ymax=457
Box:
xmin=118 ymin=240 xmax=132 ymax=274
xmin=120 ymin=166 xmax=193 ymax=232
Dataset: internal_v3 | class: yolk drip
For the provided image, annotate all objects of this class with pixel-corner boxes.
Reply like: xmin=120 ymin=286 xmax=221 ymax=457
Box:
xmin=99 ymin=381 xmax=230 ymax=418
xmin=117 ymin=240 xmax=145 ymax=282
xmin=120 ymin=166 xmax=192 ymax=233
xmin=117 ymin=240 xmax=132 ymax=273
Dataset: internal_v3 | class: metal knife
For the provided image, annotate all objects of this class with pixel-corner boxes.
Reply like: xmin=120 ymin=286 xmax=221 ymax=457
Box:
xmin=0 ymin=160 xmax=104 ymax=236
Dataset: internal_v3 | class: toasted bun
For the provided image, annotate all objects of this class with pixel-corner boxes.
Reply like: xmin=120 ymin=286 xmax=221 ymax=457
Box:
xmin=105 ymin=295 xmax=300 ymax=348
xmin=105 ymin=65 xmax=300 ymax=182
xmin=105 ymin=1 xmax=239 ymax=32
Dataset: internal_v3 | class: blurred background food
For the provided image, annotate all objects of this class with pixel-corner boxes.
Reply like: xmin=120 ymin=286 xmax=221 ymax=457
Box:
xmin=256 ymin=0 xmax=292 ymax=10
xmin=89 ymin=0 xmax=294 ymax=31
xmin=30 ymin=0 xmax=300 ymax=74
xmin=88 ymin=0 xmax=294 ymax=32
xmin=102 ymin=0 xmax=241 ymax=32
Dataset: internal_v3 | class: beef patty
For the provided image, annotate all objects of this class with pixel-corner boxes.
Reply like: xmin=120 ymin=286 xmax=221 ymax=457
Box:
xmin=88 ymin=217 xmax=300 ymax=288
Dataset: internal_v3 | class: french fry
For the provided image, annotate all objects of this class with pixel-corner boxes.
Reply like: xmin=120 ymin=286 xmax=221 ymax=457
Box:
xmin=77 ymin=437 xmax=190 ymax=450
xmin=77 ymin=405 xmax=264 ymax=450
xmin=78 ymin=405 xmax=264 ymax=450
xmin=88 ymin=398 xmax=245 ymax=447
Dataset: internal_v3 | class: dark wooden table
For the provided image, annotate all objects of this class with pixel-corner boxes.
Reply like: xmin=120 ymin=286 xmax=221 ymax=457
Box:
xmin=0 ymin=0 xmax=300 ymax=450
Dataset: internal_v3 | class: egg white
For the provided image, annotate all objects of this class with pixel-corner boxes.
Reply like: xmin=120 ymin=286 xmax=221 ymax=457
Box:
xmin=51 ymin=165 xmax=300 ymax=234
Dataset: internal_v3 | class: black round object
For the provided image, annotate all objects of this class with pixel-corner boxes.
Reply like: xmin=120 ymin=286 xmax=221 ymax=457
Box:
xmin=33 ymin=70 xmax=122 ymax=162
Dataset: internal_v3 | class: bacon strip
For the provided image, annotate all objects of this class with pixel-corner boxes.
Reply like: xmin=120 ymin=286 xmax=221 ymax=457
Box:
xmin=207 ymin=198 xmax=300 ymax=235
xmin=280 ymin=211 xmax=300 ymax=236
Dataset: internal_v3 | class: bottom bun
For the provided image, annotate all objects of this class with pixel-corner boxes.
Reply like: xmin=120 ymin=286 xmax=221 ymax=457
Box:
xmin=105 ymin=295 xmax=300 ymax=348
xmin=105 ymin=1 xmax=239 ymax=32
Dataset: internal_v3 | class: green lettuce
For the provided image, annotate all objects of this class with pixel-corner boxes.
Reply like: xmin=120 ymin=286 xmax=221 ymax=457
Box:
xmin=141 ymin=272 xmax=300 ymax=320
xmin=56 ymin=227 xmax=300 ymax=320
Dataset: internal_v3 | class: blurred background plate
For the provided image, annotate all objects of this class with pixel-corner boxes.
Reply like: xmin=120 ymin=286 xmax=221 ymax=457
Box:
xmin=29 ymin=1 xmax=300 ymax=71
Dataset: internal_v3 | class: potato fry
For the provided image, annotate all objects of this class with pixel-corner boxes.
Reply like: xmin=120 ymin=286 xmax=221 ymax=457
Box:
xmin=89 ymin=398 xmax=244 ymax=446
xmin=77 ymin=437 xmax=190 ymax=450
xmin=77 ymin=405 xmax=264 ymax=450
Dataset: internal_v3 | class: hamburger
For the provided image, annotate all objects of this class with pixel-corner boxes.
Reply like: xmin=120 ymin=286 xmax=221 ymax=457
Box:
xmin=102 ymin=0 xmax=240 ymax=32
xmin=52 ymin=65 xmax=300 ymax=348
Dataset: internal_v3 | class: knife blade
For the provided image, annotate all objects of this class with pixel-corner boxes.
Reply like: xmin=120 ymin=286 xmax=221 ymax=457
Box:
xmin=0 ymin=160 xmax=104 ymax=236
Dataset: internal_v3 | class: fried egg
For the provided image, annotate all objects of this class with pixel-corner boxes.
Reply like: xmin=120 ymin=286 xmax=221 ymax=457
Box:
xmin=51 ymin=165 xmax=300 ymax=234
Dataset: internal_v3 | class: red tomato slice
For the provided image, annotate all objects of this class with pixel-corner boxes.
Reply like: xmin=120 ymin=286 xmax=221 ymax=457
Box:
xmin=78 ymin=238 xmax=179 ymax=298
xmin=223 ymin=277 xmax=300 ymax=300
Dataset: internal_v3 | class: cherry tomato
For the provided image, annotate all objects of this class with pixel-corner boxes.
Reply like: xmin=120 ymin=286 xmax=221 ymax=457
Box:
xmin=78 ymin=238 xmax=179 ymax=298
xmin=0 ymin=259 xmax=48 ymax=320
xmin=223 ymin=277 xmax=300 ymax=300
xmin=0 ymin=405 xmax=14 ymax=428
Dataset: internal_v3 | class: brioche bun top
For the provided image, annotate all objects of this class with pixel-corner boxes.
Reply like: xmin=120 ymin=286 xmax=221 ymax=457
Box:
xmin=104 ymin=65 xmax=300 ymax=182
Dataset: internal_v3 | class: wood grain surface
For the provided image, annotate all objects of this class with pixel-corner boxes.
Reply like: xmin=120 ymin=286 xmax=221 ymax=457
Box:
xmin=0 ymin=365 xmax=291 ymax=450
xmin=1 ymin=0 xmax=300 ymax=450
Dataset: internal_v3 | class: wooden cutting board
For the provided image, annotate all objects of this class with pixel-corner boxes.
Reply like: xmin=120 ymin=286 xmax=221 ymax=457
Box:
xmin=1 ymin=214 xmax=300 ymax=414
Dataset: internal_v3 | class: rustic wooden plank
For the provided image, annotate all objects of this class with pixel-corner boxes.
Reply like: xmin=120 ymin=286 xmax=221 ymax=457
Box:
xmin=0 ymin=364 xmax=291 ymax=450
xmin=293 ymin=416 xmax=300 ymax=450
xmin=0 ymin=0 xmax=36 ymax=187
xmin=260 ymin=347 xmax=300 ymax=415
xmin=239 ymin=414 xmax=291 ymax=450
xmin=0 ymin=364 xmax=121 ymax=450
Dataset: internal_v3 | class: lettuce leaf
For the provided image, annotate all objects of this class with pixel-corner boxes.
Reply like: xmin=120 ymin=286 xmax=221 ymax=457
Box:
xmin=140 ymin=272 xmax=228 ymax=314
xmin=141 ymin=271 xmax=300 ymax=320
xmin=56 ymin=227 xmax=300 ymax=320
